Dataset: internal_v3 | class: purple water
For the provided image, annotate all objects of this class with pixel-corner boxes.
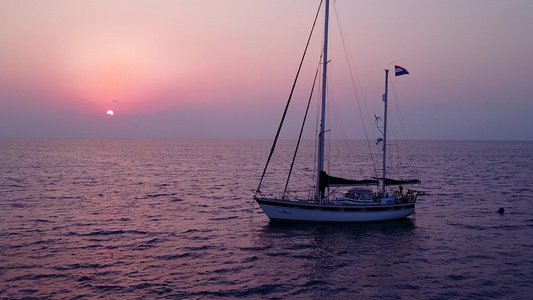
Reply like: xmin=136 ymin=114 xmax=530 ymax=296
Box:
xmin=1 ymin=140 xmax=532 ymax=299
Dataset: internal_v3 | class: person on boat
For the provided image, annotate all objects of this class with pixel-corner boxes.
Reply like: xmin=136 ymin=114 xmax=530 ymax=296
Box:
xmin=399 ymin=185 xmax=404 ymax=196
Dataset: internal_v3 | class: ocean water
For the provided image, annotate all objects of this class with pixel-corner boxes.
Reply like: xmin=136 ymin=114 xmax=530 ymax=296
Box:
xmin=1 ymin=139 xmax=532 ymax=299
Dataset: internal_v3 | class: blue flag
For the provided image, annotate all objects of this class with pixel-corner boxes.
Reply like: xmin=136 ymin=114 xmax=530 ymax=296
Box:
xmin=395 ymin=65 xmax=409 ymax=76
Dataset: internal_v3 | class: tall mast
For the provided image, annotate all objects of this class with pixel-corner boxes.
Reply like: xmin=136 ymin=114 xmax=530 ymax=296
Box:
xmin=381 ymin=69 xmax=389 ymax=196
xmin=316 ymin=0 xmax=330 ymax=201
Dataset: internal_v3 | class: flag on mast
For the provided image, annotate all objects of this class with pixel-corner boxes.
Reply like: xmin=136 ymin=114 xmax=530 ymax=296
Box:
xmin=395 ymin=65 xmax=409 ymax=76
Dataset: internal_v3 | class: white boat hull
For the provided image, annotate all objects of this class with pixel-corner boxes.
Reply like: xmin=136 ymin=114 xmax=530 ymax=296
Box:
xmin=255 ymin=197 xmax=415 ymax=222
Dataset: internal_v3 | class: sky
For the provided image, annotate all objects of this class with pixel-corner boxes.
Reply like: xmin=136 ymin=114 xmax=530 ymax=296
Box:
xmin=1 ymin=0 xmax=532 ymax=140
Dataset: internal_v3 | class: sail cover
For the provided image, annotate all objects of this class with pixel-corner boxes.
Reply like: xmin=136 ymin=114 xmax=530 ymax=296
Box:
xmin=319 ymin=171 xmax=378 ymax=197
xmin=383 ymin=178 xmax=421 ymax=186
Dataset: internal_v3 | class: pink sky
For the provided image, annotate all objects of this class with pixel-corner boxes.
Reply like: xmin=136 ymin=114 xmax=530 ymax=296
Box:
xmin=1 ymin=0 xmax=532 ymax=140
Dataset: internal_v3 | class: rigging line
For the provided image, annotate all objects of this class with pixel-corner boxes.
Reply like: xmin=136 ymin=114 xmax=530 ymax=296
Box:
xmin=326 ymin=63 xmax=333 ymax=177
xmin=332 ymin=1 xmax=378 ymax=178
xmin=313 ymin=67 xmax=320 ymax=196
xmin=255 ymin=0 xmax=323 ymax=194
xmin=321 ymin=7 xmax=356 ymax=177
xmin=387 ymin=77 xmax=401 ymax=178
xmin=324 ymin=77 xmax=336 ymax=191
xmin=326 ymin=64 xmax=349 ymax=183
xmin=283 ymin=55 xmax=323 ymax=198
xmin=387 ymin=76 xmax=401 ymax=178
xmin=389 ymin=75 xmax=420 ymax=179
xmin=326 ymin=65 xmax=353 ymax=177
xmin=391 ymin=76 xmax=419 ymax=177
xmin=327 ymin=72 xmax=355 ymax=165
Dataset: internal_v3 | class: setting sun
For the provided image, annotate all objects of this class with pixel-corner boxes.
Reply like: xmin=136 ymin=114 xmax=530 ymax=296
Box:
xmin=106 ymin=110 xmax=114 ymax=116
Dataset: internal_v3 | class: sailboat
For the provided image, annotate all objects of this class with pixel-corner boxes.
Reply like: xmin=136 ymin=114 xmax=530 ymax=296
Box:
xmin=254 ymin=0 xmax=423 ymax=222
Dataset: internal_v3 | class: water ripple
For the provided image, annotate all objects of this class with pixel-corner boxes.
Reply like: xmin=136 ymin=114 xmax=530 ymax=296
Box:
xmin=0 ymin=140 xmax=532 ymax=299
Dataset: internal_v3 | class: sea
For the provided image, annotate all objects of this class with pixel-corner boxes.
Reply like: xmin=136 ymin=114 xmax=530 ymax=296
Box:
xmin=1 ymin=139 xmax=532 ymax=299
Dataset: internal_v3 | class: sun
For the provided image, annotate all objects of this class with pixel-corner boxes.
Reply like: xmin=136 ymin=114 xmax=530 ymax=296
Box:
xmin=106 ymin=110 xmax=114 ymax=116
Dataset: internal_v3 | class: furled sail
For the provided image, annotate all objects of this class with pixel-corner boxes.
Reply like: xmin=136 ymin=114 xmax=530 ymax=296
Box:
xmin=383 ymin=178 xmax=421 ymax=186
xmin=319 ymin=171 xmax=378 ymax=197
